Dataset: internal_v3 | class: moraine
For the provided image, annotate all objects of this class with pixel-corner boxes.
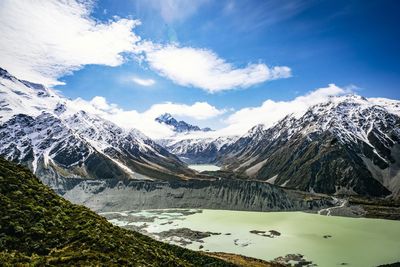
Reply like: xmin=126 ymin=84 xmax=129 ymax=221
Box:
xmin=102 ymin=209 xmax=400 ymax=267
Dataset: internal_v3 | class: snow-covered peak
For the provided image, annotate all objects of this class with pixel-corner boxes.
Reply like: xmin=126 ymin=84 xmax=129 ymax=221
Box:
xmin=64 ymin=110 xmax=154 ymax=153
xmin=220 ymin=93 xmax=400 ymax=198
xmin=0 ymin=68 xmax=152 ymax=138
xmin=312 ymin=94 xmax=399 ymax=116
xmin=240 ymin=124 xmax=269 ymax=144
xmin=157 ymin=113 xmax=174 ymax=121
xmin=155 ymin=113 xmax=213 ymax=133
xmin=369 ymin=97 xmax=400 ymax=116
xmin=0 ymin=67 xmax=197 ymax=182
xmin=247 ymin=93 xmax=400 ymax=147
xmin=0 ymin=68 xmax=71 ymax=123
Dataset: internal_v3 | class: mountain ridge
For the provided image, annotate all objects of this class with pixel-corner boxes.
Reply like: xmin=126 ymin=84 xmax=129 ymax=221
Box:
xmin=2 ymin=66 xmax=400 ymax=199
xmin=159 ymin=136 xmax=238 ymax=164
xmin=218 ymin=94 xmax=400 ymax=198
xmin=0 ymin=67 xmax=197 ymax=193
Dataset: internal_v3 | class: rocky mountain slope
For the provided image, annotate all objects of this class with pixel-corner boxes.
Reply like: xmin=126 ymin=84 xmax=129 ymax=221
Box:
xmin=0 ymin=68 xmax=196 ymax=193
xmin=219 ymin=95 xmax=400 ymax=198
xmin=63 ymin=177 xmax=332 ymax=213
xmin=160 ymin=136 xmax=237 ymax=164
xmin=155 ymin=113 xmax=238 ymax=164
xmin=0 ymin=157 xmax=234 ymax=266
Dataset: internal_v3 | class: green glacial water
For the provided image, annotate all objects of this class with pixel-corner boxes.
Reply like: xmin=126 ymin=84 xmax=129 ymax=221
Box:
xmin=179 ymin=210 xmax=400 ymax=267
xmin=105 ymin=209 xmax=400 ymax=267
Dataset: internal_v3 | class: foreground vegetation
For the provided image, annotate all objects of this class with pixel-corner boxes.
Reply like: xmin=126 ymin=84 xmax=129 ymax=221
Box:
xmin=0 ymin=158 xmax=235 ymax=266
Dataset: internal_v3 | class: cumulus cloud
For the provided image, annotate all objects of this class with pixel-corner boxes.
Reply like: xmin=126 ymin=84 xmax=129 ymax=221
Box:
xmin=218 ymin=84 xmax=347 ymax=135
xmin=90 ymin=96 xmax=119 ymax=111
xmin=140 ymin=44 xmax=291 ymax=93
xmin=132 ymin=77 xmax=156 ymax=86
xmin=70 ymin=84 xmax=350 ymax=139
xmin=144 ymin=102 xmax=226 ymax=120
xmin=0 ymin=0 xmax=140 ymax=85
xmin=0 ymin=0 xmax=291 ymax=92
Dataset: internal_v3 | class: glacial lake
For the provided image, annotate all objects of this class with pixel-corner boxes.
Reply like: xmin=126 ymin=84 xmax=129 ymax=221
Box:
xmin=102 ymin=209 xmax=400 ymax=267
xmin=188 ymin=164 xmax=220 ymax=171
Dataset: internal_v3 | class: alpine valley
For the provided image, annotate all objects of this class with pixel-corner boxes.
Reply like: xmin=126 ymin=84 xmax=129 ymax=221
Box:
xmin=2 ymin=1 xmax=400 ymax=266
xmin=2 ymin=66 xmax=400 ymax=210
xmin=1 ymin=67 xmax=400 ymax=266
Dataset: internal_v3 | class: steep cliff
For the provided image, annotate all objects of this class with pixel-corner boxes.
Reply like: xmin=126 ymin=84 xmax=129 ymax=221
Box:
xmin=63 ymin=178 xmax=333 ymax=212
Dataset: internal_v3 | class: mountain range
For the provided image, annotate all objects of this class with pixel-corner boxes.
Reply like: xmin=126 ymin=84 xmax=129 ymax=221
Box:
xmin=158 ymin=136 xmax=238 ymax=164
xmin=155 ymin=113 xmax=238 ymax=164
xmin=1 ymin=67 xmax=400 ymax=199
xmin=218 ymin=95 xmax=400 ymax=198
xmin=0 ymin=68 xmax=196 ymax=193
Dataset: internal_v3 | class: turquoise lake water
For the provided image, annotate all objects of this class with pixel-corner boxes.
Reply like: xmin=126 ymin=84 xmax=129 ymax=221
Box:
xmin=105 ymin=209 xmax=400 ymax=267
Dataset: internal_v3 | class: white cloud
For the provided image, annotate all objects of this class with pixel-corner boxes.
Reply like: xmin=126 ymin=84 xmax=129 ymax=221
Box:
xmin=218 ymin=84 xmax=347 ymax=136
xmin=72 ymin=97 xmax=225 ymax=139
xmin=0 ymin=0 xmax=291 ymax=92
xmin=144 ymin=102 xmax=226 ymax=120
xmin=90 ymin=96 xmax=119 ymax=111
xmin=0 ymin=0 xmax=140 ymax=85
xmin=141 ymin=44 xmax=291 ymax=93
xmin=132 ymin=77 xmax=156 ymax=86
xmin=70 ymin=84 xmax=350 ymax=139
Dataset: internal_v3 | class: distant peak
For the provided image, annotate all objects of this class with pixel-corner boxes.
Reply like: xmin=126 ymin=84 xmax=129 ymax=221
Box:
xmin=155 ymin=113 xmax=213 ymax=133
xmin=156 ymin=113 xmax=174 ymax=121
xmin=155 ymin=113 xmax=177 ymax=125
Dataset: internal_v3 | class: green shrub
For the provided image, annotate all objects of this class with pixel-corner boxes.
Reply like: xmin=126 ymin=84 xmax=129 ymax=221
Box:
xmin=0 ymin=158 xmax=234 ymax=266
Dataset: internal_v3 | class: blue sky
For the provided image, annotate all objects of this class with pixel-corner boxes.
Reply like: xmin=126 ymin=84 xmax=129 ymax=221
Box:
xmin=1 ymin=0 xmax=399 ymax=134
xmin=58 ymin=0 xmax=399 ymax=110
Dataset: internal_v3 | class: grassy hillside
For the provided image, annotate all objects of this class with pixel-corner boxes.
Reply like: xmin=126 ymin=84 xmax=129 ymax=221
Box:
xmin=0 ymin=157 xmax=234 ymax=266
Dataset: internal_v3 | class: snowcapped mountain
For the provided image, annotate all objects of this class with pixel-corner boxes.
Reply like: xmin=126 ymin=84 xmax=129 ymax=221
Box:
xmin=3 ymin=65 xmax=399 ymax=199
xmin=219 ymin=94 xmax=400 ymax=198
xmin=155 ymin=113 xmax=237 ymax=163
xmin=160 ymin=136 xmax=238 ymax=164
xmin=155 ymin=113 xmax=212 ymax=133
xmin=0 ymin=68 xmax=195 ymax=192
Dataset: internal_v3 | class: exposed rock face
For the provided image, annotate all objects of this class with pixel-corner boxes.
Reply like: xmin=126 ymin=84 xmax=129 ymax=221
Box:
xmin=63 ymin=178 xmax=333 ymax=212
xmin=0 ymin=112 xmax=196 ymax=187
xmin=219 ymin=95 xmax=400 ymax=198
